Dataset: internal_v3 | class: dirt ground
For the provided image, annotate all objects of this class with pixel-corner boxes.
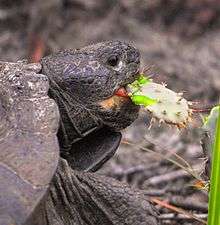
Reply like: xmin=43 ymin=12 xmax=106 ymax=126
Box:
xmin=1 ymin=0 xmax=220 ymax=224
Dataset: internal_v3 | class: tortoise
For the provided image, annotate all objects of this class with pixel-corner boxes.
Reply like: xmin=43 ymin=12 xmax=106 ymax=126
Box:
xmin=0 ymin=41 xmax=159 ymax=225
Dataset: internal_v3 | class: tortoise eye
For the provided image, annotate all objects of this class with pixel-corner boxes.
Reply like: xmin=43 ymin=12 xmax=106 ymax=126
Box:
xmin=107 ymin=55 xmax=119 ymax=67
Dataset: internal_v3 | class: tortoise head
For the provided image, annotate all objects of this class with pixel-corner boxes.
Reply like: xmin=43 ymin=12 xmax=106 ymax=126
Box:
xmin=41 ymin=41 xmax=140 ymax=171
xmin=69 ymin=41 xmax=140 ymax=130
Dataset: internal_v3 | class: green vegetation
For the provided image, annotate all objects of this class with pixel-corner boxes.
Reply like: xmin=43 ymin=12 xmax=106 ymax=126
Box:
xmin=207 ymin=106 xmax=220 ymax=225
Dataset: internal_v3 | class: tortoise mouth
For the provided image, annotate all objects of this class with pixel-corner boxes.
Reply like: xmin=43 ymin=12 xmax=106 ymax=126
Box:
xmin=97 ymin=70 xmax=140 ymax=131
xmin=113 ymin=70 xmax=140 ymax=98
xmin=99 ymin=68 xmax=140 ymax=109
xmin=99 ymin=71 xmax=139 ymax=110
xmin=114 ymin=87 xmax=129 ymax=98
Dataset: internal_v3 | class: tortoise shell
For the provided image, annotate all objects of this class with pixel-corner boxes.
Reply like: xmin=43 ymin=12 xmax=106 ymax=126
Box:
xmin=0 ymin=61 xmax=60 ymax=225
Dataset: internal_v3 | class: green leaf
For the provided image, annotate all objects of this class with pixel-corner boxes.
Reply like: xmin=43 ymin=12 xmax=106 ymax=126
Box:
xmin=137 ymin=74 xmax=150 ymax=85
xmin=127 ymin=74 xmax=151 ymax=97
xmin=208 ymin=105 xmax=220 ymax=225
xmin=203 ymin=106 xmax=220 ymax=126
xmin=131 ymin=95 xmax=157 ymax=106
xmin=202 ymin=106 xmax=220 ymax=148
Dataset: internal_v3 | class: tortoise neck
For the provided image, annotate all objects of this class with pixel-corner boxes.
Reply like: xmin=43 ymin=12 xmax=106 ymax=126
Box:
xmin=48 ymin=85 xmax=102 ymax=154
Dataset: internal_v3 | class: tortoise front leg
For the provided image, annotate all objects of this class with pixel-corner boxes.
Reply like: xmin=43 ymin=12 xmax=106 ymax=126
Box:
xmin=34 ymin=159 xmax=159 ymax=225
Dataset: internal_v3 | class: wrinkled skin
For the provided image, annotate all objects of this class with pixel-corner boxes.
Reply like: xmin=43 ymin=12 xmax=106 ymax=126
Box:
xmin=41 ymin=41 xmax=140 ymax=143
xmin=41 ymin=41 xmax=141 ymax=171
xmin=29 ymin=159 xmax=159 ymax=225
xmin=0 ymin=42 xmax=160 ymax=225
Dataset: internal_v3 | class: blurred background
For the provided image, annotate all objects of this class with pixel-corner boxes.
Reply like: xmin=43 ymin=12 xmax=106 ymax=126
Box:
xmin=1 ymin=0 xmax=220 ymax=224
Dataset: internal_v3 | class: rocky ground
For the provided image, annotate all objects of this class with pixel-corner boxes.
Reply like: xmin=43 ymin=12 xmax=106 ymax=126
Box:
xmin=1 ymin=0 xmax=220 ymax=224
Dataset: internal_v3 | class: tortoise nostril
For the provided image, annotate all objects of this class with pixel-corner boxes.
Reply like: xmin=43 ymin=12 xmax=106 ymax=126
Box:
xmin=127 ymin=50 xmax=140 ymax=64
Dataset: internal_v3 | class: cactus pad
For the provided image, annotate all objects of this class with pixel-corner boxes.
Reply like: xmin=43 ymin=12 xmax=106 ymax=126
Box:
xmin=127 ymin=76 xmax=192 ymax=128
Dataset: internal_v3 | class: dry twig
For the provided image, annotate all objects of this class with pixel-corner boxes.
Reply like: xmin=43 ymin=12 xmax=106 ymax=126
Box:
xmin=151 ymin=198 xmax=207 ymax=224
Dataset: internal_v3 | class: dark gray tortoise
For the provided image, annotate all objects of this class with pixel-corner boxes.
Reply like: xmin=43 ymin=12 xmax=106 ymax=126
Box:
xmin=0 ymin=41 xmax=159 ymax=225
